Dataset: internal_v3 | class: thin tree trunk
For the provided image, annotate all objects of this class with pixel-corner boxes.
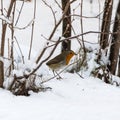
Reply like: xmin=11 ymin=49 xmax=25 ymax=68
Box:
xmin=28 ymin=0 xmax=36 ymax=60
xmin=10 ymin=0 xmax=16 ymax=72
xmin=61 ymin=0 xmax=71 ymax=52
xmin=0 ymin=0 xmax=15 ymax=87
xmin=0 ymin=61 xmax=4 ymax=87
xmin=100 ymin=0 xmax=113 ymax=49
xmin=108 ymin=0 xmax=120 ymax=75
xmin=117 ymin=55 xmax=120 ymax=76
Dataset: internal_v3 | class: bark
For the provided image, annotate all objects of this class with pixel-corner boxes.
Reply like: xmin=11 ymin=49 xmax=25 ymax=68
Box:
xmin=61 ymin=0 xmax=71 ymax=52
xmin=0 ymin=0 xmax=15 ymax=87
xmin=100 ymin=0 xmax=113 ymax=49
xmin=108 ymin=0 xmax=120 ymax=75
xmin=118 ymin=56 xmax=120 ymax=76
xmin=0 ymin=61 xmax=4 ymax=87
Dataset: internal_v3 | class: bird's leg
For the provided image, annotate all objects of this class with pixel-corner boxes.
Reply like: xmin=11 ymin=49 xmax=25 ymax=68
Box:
xmin=52 ymin=70 xmax=62 ymax=79
xmin=55 ymin=71 xmax=62 ymax=79
xmin=53 ymin=70 xmax=56 ymax=77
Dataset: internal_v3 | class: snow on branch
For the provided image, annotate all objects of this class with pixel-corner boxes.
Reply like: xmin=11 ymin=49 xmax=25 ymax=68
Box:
xmin=0 ymin=15 xmax=12 ymax=24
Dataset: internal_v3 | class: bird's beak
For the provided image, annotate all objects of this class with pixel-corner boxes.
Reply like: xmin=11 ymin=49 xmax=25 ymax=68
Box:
xmin=74 ymin=52 xmax=77 ymax=55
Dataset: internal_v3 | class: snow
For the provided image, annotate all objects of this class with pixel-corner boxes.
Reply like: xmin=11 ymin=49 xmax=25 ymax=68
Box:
xmin=1 ymin=75 xmax=120 ymax=120
xmin=0 ymin=0 xmax=120 ymax=120
xmin=0 ymin=15 xmax=11 ymax=24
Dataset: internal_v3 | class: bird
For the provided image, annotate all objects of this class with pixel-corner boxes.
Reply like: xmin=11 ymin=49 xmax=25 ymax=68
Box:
xmin=46 ymin=50 xmax=76 ymax=78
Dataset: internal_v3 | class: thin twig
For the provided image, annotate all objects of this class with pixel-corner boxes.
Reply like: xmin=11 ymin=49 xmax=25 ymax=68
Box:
xmin=49 ymin=0 xmax=76 ymax=40
xmin=97 ymin=0 xmax=101 ymax=40
xmin=80 ymin=0 xmax=86 ymax=52
xmin=14 ymin=36 xmax=25 ymax=64
xmin=42 ymin=0 xmax=57 ymax=26
xmin=54 ymin=0 xmax=62 ymax=10
xmin=14 ymin=19 xmax=33 ymax=30
xmin=28 ymin=0 xmax=36 ymax=60
xmin=49 ymin=31 xmax=116 ymax=43
xmin=15 ymin=0 xmax=25 ymax=26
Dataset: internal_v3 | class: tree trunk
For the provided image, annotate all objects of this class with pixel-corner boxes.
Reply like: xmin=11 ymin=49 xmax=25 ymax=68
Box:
xmin=0 ymin=0 xmax=15 ymax=87
xmin=108 ymin=0 xmax=120 ymax=75
xmin=61 ymin=0 xmax=71 ymax=52
xmin=0 ymin=61 xmax=4 ymax=87
xmin=100 ymin=0 xmax=113 ymax=49
xmin=117 ymin=55 xmax=120 ymax=76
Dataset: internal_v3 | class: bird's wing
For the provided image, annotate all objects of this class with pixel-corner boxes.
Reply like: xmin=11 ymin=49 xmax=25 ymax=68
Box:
xmin=46 ymin=55 xmax=64 ymax=65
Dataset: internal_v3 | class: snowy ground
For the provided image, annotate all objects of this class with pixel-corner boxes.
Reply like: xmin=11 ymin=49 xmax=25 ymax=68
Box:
xmin=0 ymin=0 xmax=120 ymax=120
xmin=1 ymin=75 xmax=120 ymax=120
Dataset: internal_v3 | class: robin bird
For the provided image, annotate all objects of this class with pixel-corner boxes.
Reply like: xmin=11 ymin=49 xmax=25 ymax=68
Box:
xmin=46 ymin=50 xmax=76 ymax=78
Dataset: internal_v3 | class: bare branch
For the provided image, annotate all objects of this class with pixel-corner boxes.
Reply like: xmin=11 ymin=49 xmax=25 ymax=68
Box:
xmin=54 ymin=0 xmax=62 ymax=10
xmin=14 ymin=36 xmax=25 ymax=64
xmin=28 ymin=0 xmax=36 ymax=59
xmin=49 ymin=0 xmax=76 ymax=40
xmin=0 ymin=15 xmax=12 ymax=24
xmin=42 ymin=0 xmax=57 ymax=26
xmin=14 ymin=19 xmax=33 ymax=30
xmin=15 ymin=0 xmax=25 ymax=26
